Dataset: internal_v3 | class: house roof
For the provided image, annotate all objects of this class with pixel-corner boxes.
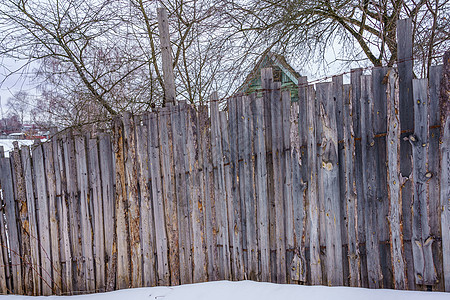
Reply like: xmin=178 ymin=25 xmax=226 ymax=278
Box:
xmin=239 ymin=52 xmax=300 ymax=93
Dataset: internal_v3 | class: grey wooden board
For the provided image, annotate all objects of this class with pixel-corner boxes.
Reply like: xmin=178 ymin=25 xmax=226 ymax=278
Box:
xmin=227 ymin=96 xmax=244 ymax=280
xmin=88 ymin=138 xmax=106 ymax=291
xmin=113 ymin=117 xmax=131 ymax=290
xmin=210 ymin=95 xmax=231 ymax=280
xmin=53 ymin=138 xmax=73 ymax=294
xmin=386 ymin=70 xmax=407 ymax=290
xmin=157 ymin=8 xmax=176 ymax=105
xmin=122 ymin=112 xmax=143 ymax=288
xmin=185 ymin=105 xmax=207 ymax=283
xmin=74 ymin=136 xmax=95 ymax=291
xmin=306 ymin=84 xmax=321 ymax=285
xmin=11 ymin=144 xmax=33 ymax=294
xmin=261 ymin=68 xmax=277 ymax=283
xmin=440 ymin=116 xmax=450 ymax=292
xmin=98 ymin=133 xmax=116 ymax=291
xmin=1 ymin=157 xmax=23 ymax=293
xmin=350 ymin=68 xmax=367 ymax=287
xmin=149 ymin=113 xmax=171 ymax=285
xmin=360 ymin=75 xmax=383 ymax=288
xmin=333 ymin=75 xmax=349 ymax=285
xmin=219 ymin=110 xmax=239 ymax=280
xmin=63 ymin=132 xmax=85 ymax=291
xmin=31 ymin=145 xmax=53 ymax=295
xmin=159 ymin=107 xmax=181 ymax=286
xmin=0 ymin=212 xmax=7 ymax=294
xmin=342 ymin=84 xmax=361 ymax=287
xmin=43 ymin=142 xmax=62 ymax=294
xmin=429 ymin=65 xmax=444 ymax=291
xmin=0 ymin=187 xmax=12 ymax=293
xmin=198 ymin=105 xmax=218 ymax=281
xmin=21 ymin=146 xmax=41 ymax=294
xmin=411 ymin=79 xmax=437 ymax=285
xmin=397 ymin=18 xmax=415 ymax=290
xmin=171 ymin=103 xmax=193 ymax=284
xmin=135 ymin=114 xmax=157 ymax=287
xmin=316 ymin=82 xmax=344 ymax=286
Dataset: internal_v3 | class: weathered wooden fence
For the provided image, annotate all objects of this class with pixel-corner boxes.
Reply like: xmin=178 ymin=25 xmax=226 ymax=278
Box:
xmin=0 ymin=61 xmax=448 ymax=295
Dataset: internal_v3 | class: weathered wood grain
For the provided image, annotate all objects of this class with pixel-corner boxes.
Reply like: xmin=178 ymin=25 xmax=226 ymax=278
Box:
xmin=43 ymin=142 xmax=62 ymax=294
xmin=88 ymin=138 xmax=106 ymax=291
xmin=21 ymin=146 xmax=41 ymax=294
xmin=159 ymin=107 xmax=181 ymax=286
xmin=397 ymin=18 xmax=416 ymax=290
xmin=122 ymin=112 xmax=143 ymax=288
xmin=306 ymin=84 xmax=322 ymax=285
xmin=11 ymin=143 xmax=32 ymax=294
xmin=157 ymin=7 xmax=176 ymax=105
xmin=113 ymin=117 xmax=131 ymax=290
xmin=210 ymin=94 xmax=231 ymax=280
xmin=149 ymin=112 xmax=171 ymax=285
xmin=316 ymin=82 xmax=343 ymax=286
xmin=98 ymin=133 xmax=116 ymax=291
xmin=410 ymin=79 xmax=437 ymax=286
xmin=386 ymin=69 xmax=407 ymax=290
xmin=171 ymin=103 xmax=193 ymax=284
xmin=53 ymin=137 xmax=73 ymax=294
xmin=360 ymin=75 xmax=383 ymax=288
xmin=342 ymin=83 xmax=361 ymax=287
xmin=440 ymin=115 xmax=450 ymax=292
xmin=74 ymin=136 xmax=95 ymax=292
xmin=31 ymin=145 xmax=52 ymax=295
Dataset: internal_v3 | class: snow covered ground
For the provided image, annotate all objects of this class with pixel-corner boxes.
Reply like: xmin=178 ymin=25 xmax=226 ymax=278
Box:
xmin=0 ymin=139 xmax=37 ymax=157
xmin=0 ymin=281 xmax=448 ymax=300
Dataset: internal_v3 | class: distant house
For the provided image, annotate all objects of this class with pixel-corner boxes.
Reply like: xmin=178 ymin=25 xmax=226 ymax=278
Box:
xmin=238 ymin=52 xmax=301 ymax=102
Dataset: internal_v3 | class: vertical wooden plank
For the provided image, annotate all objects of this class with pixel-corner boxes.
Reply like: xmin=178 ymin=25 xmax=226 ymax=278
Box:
xmin=0 ymin=213 xmax=7 ymax=294
xmin=122 ymin=112 xmax=142 ymax=288
xmin=292 ymin=77 xmax=307 ymax=283
xmin=351 ymin=68 xmax=367 ymax=287
xmin=271 ymin=83 xmax=286 ymax=283
xmin=53 ymin=138 xmax=73 ymax=294
xmin=251 ymin=96 xmax=270 ymax=282
xmin=210 ymin=94 xmax=231 ymax=280
xmin=333 ymin=75 xmax=349 ymax=286
xmin=227 ymin=96 xmax=244 ymax=280
xmin=219 ymin=111 xmax=237 ymax=280
xmin=199 ymin=105 xmax=219 ymax=281
xmin=88 ymin=138 xmax=106 ymax=291
xmin=113 ymin=117 xmax=130 ymax=290
xmin=428 ymin=65 xmax=444 ymax=291
xmin=43 ymin=142 xmax=62 ymax=294
xmin=440 ymin=113 xmax=450 ymax=292
xmin=135 ymin=114 xmax=157 ymax=287
xmin=342 ymin=84 xmax=361 ymax=287
xmin=372 ymin=67 xmax=392 ymax=289
xmin=11 ymin=143 xmax=32 ymax=294
xmin=21 ymin=146 xmax=41 ymax=294
xmin=149 ymin=112 xmax=171 ymax=285
xmin=171 ymin=103 xmax=193 ymax=284
xmin=386 ymin=69 xmax=407 ymax=290
xmin=306 ymin=84 xmax=321 ymax=285
xmin=261 ymin=68 xmax=277 ymax=283
xmin=159 ymin=107 xmax=180 ymax=286
xmin=74 ymin=136 xmax=95 ymax=292
xmin=360 ymin=75 xmax=383 ymax=288
xmin=31 ymin=145 xmax=52 ymax=295
xmin=282 ymin=90 xmax=294 ymax=284
xmin=185 ymin=105 xmax=207 ymax=283
xmin=157 ymin=7 xmax=176 ymax=105
xmin=410 ymin=79 xmax=437 ymax=286
xmin=316 ymin=82 xmax=344 ymax=286
xmin=98 ymin=133 xmax=116 ymax=291
xmin=63 ymin=131 xmax=84 ymax=292
xmin=397 ymin=18 xmax=416 ymax=290
xmin=1 ymin=156 xmax=23 ymax=294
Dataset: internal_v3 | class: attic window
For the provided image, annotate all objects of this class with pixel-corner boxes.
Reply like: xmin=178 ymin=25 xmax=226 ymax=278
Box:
xmin=273 ymin=67 xmax=282 ymax=82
